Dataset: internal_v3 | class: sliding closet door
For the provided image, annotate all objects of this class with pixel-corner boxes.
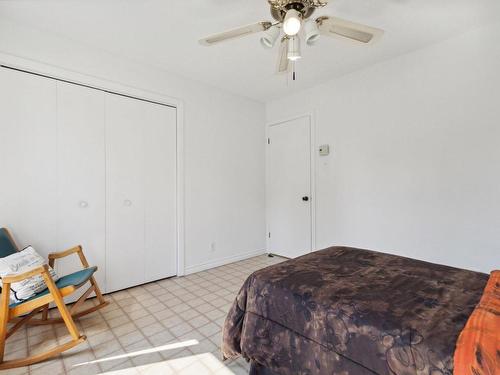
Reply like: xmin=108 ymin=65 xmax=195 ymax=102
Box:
xmin=106 ymin=94 xmax=146 ymax=292
xmin=0 ymin=67 xmax=177 ymax=294
xmin=0 ymin=68 xmax=58 ymax=255
xmin=56 ymin=82 xmax=106 ymax=291
xmin=144 ymin=104 xmax=177 ymax=282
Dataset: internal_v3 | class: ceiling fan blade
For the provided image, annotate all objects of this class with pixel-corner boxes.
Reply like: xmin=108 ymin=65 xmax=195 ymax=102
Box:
xmin=317 ymin=16 xmax=383 ymax=44
xmin=200 ymin=21 xmax=272 ymax=46
xmin=276 ymin=38 xmax=289 ymax=74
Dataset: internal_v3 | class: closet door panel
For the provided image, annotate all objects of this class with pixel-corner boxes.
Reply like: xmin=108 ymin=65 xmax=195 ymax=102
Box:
xmin=56 ymin=82 xmax=106 ymax=291
xmin=0 ymin=68 xmax=57 ymax=255
xmin=144 ymin=105 xmax=177 ymax=282
xmin=105 ymin=94 xmax=146 ymax=292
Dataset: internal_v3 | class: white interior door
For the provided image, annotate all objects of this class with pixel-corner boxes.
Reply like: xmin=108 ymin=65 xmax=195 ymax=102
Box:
xmin=106 ymin=94 xmax=177 ymax=292
xmin=267 ymin=116 xmax=312 ymax=258
xmin=143 ymin=104 xmax=177 ymax=283
xmin=0 ymin=68 xmax=58 ymax=256
xmin=56 ymin=82 xmax=106 ymax=292
xmin=106 ymin=94 xmax=146 ymax=292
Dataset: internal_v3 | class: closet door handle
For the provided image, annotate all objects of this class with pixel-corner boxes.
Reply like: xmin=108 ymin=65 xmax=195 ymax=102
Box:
xmin=123 ymin=199 xmax=132 ymax=207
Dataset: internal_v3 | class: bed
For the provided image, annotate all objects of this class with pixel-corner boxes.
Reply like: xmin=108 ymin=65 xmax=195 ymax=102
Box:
xmin=222 ymin=246 xmax=497 ymax=375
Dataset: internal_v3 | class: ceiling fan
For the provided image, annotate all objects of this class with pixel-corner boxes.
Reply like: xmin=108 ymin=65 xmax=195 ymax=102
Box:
xmin=199 ymin=0 xmax=384 ymax=79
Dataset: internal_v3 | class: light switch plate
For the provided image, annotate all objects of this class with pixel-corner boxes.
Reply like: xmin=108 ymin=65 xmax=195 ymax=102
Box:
xmin=319 ymin=144 xmax=330 ymax=156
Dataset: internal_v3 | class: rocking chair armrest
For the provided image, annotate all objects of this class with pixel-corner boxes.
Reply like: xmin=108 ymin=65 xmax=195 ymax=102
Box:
xmin=48 ymin=246 xmax=81 ymax=260
xmin=2 ymin=265 xmax=50 ymax=284
xmin=48 ymin=246 xmax=90 ymax=268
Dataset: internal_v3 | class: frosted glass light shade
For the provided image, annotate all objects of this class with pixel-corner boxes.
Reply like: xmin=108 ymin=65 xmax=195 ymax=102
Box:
xmin=283 ymin=9 xmax=301 ymax=36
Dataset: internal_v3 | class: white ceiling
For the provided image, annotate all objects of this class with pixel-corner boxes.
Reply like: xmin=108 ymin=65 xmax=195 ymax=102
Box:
xmin=0 ymin=0 xmax=498 ymax=101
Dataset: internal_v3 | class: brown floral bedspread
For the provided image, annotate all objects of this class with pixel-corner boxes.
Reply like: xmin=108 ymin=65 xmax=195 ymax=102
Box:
xmin=222 ymin=247 xmax=489 ymax=375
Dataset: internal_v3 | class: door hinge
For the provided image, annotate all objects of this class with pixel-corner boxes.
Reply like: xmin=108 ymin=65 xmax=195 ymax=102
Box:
xmin=267 ymin=138 xmax=270 ymax=145
xmin=268 ymin=232 xmax=271 ymax=238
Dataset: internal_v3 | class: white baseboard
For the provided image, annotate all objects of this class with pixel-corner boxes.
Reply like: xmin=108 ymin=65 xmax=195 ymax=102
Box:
xmin=184 ymin=249 xmax=267 ymax=275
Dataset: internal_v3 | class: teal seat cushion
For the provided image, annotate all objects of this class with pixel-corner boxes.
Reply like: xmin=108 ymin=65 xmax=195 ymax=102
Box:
xmin=9 ymin=266 xmax=97 ymax=308
xmin=56 ymin=266 xmax=97 ymax=289
xmin=0 ymin=228 xmax=17 ymax=258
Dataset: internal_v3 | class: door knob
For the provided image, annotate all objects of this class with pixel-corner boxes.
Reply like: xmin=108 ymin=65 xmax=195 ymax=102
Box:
xmin=302 ymin=196 xmax=309 ymax=202
xmin=123 ymin=200 xmax=132 ymax=207
xmin=79 ymin=200 xmax=89 ymax=208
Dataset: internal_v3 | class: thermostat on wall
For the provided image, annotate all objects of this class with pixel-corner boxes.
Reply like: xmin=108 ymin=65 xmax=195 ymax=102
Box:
xmin=319 ymin=144 xmax=330 ymax=156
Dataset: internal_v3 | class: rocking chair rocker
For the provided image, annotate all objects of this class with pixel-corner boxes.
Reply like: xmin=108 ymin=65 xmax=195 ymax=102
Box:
xmin=0 ymin=228 xmax=109 ymax=369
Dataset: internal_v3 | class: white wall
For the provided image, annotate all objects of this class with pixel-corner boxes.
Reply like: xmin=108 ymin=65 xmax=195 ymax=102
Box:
xmin=0 ymin=19 xmax=266 ymax=274
xmin=267 ymin=23 xmax=500 ymax=273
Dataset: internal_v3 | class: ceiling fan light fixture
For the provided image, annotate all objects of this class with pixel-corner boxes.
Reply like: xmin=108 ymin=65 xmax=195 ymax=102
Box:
xmin=287 ymin=36 xmax=302 ymax=61
xmin=283 ymin=9 xmax=302 ymax=36
xmin=260 ymin=26 xmax=280 ymax=49
xmin=304 ymin=19 xmax=321 ymax=45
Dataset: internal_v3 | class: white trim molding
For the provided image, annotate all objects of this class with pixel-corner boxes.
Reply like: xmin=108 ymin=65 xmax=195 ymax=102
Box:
xmin=175 ymin=103 xmax=186 ymax=276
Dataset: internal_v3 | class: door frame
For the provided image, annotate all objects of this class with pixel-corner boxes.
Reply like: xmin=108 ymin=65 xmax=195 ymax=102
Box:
xmin=0 ymin=53 xmax=186 ymax=277
xmin=266 ymin=112 xmax=316 ymax=256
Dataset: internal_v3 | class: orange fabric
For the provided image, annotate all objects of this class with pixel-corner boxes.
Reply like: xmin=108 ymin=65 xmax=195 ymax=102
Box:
xmin=453 ymin=270 xmax=500 ymax=375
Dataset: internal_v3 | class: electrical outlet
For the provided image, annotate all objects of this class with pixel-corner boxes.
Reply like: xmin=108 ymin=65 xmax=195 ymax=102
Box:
xmin=210 ymin=242 xmax=216 ymax=252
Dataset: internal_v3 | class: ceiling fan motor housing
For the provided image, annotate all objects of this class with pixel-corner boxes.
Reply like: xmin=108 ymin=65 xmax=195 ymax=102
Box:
xmin=268 ymin=0 xmax=328 ymax=21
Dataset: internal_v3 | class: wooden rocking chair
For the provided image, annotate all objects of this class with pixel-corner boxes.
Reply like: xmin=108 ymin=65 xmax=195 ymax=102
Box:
xmin=0 ymin=228 xmax=109 ymax=369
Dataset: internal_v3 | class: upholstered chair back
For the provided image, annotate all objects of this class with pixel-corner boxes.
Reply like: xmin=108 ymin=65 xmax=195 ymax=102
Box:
xmin=0 ymin=228 xmax=18 ymax=258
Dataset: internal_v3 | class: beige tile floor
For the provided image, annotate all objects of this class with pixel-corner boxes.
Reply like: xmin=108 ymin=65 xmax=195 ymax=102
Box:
xmin=2 ymin=255 xmax=285 ymax=375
